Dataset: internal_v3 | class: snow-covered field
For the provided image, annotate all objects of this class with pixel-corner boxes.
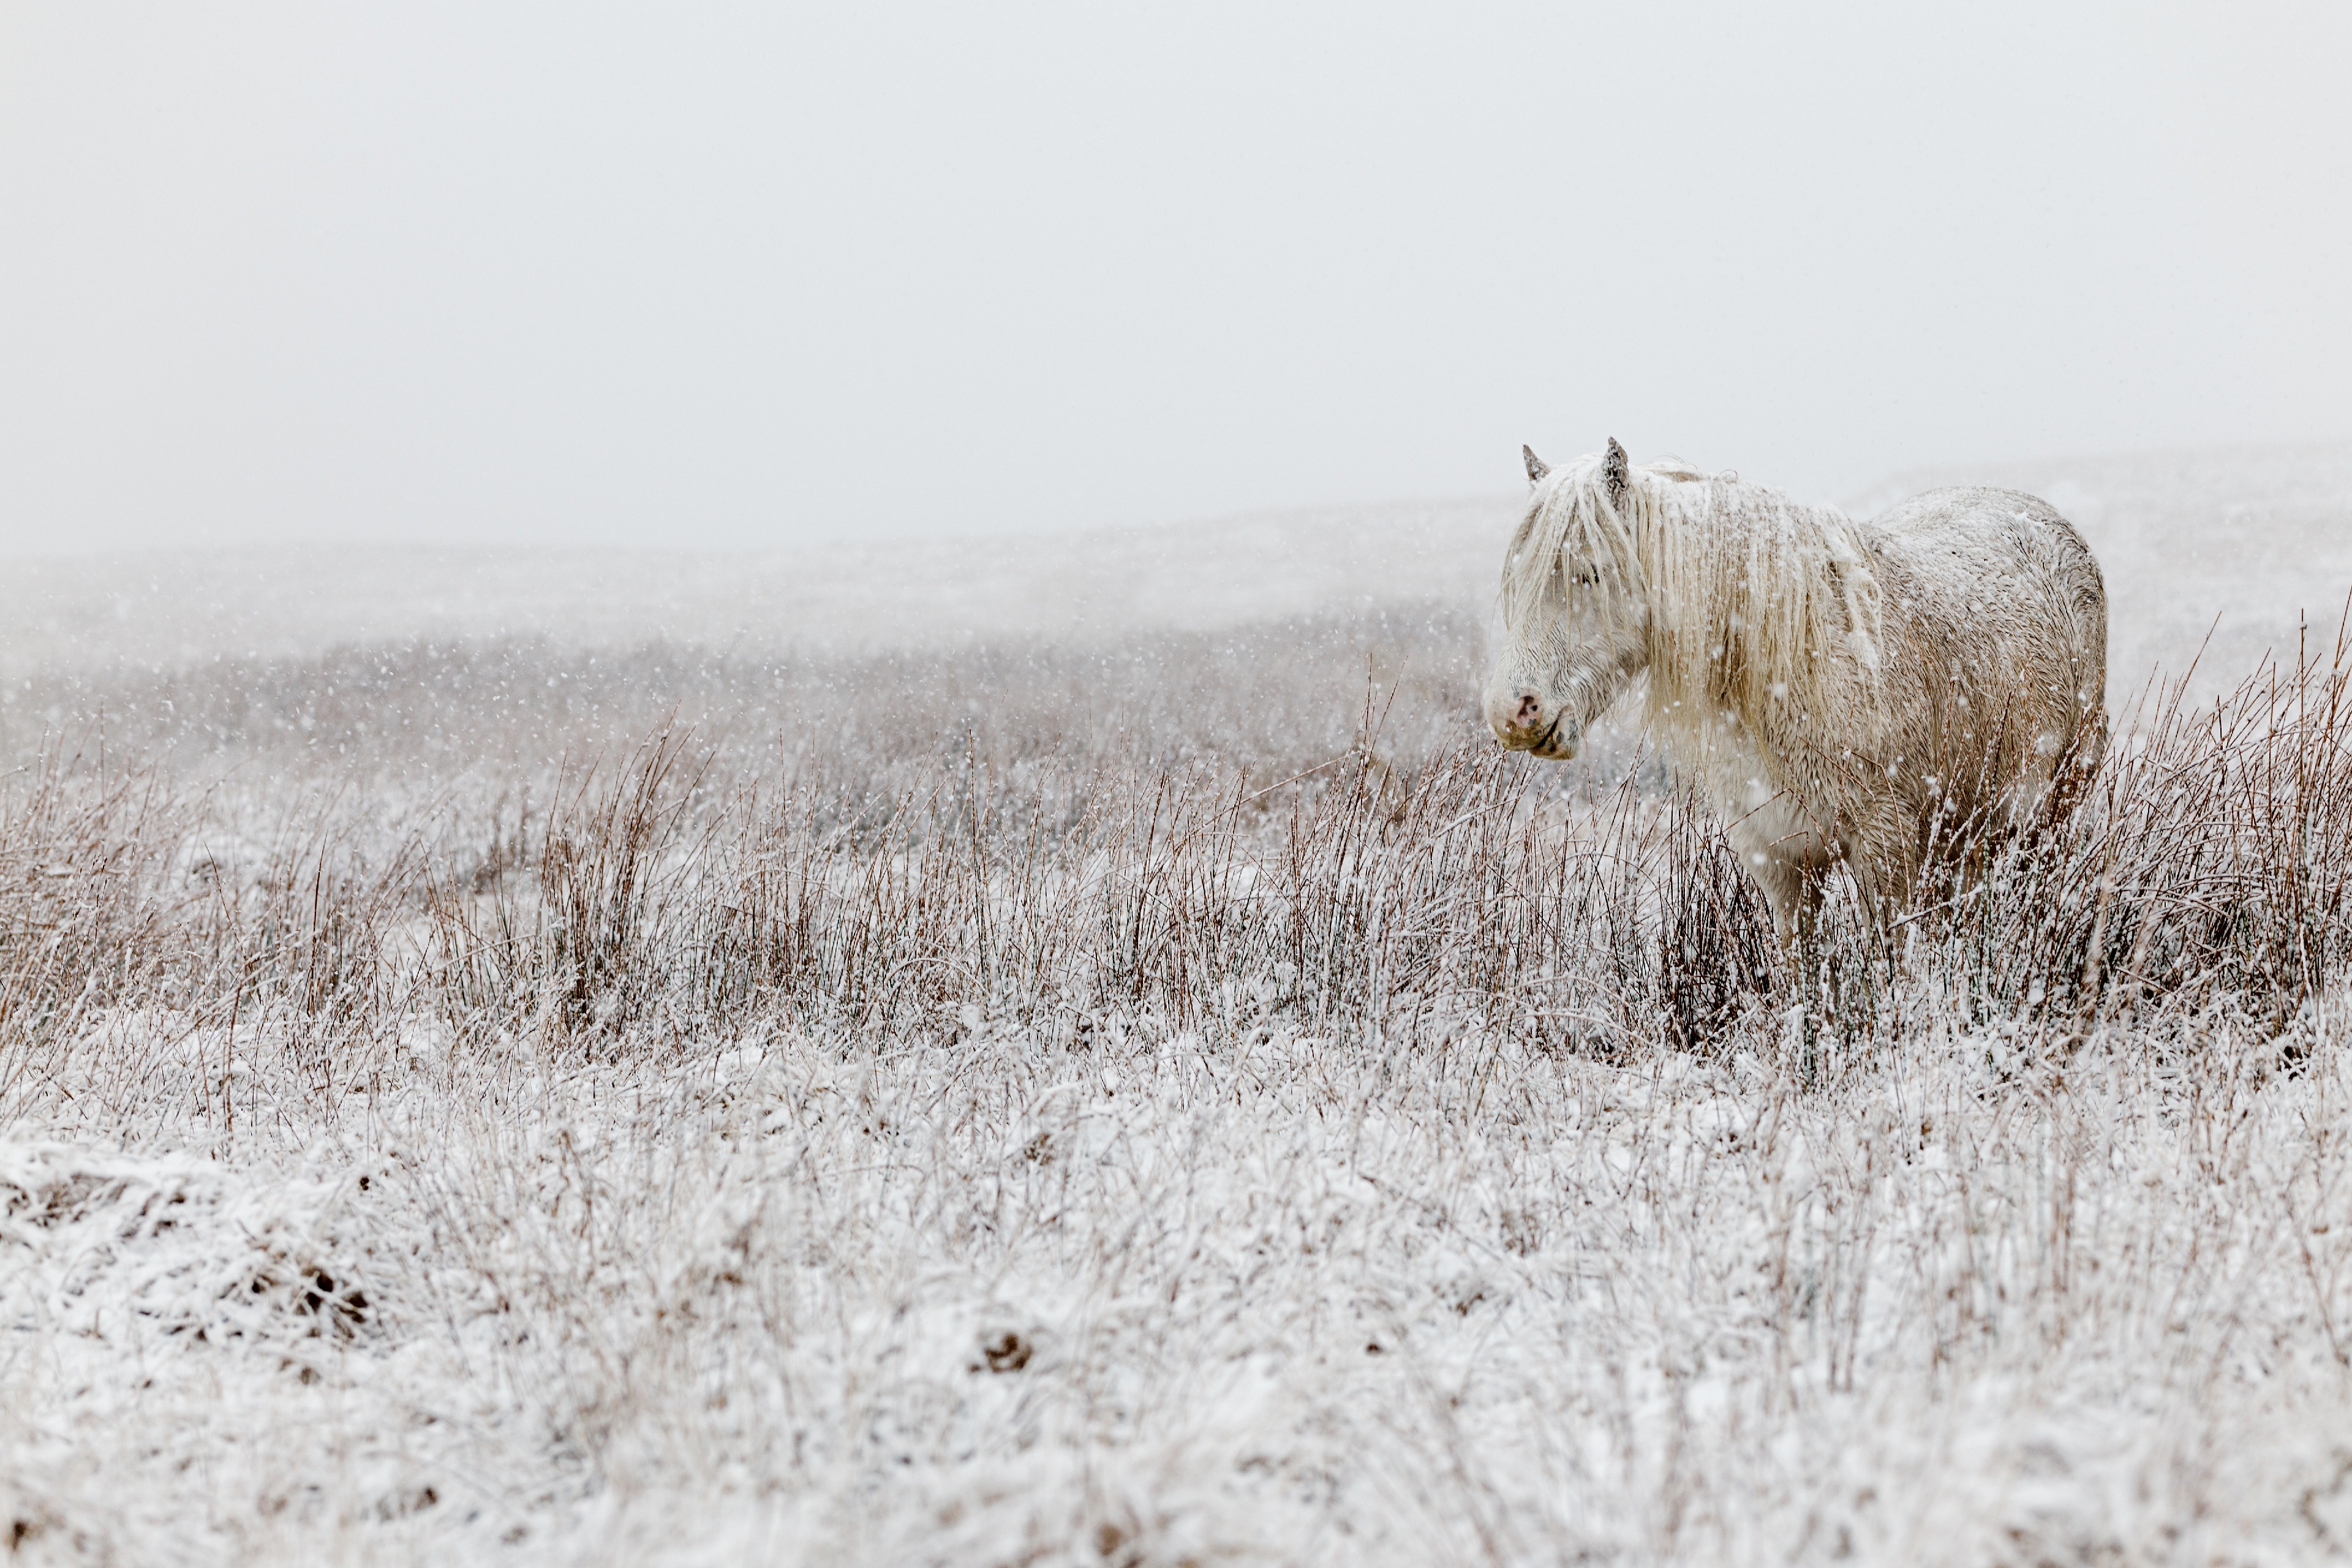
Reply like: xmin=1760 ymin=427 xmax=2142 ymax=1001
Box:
xmin=7 ymin=444 xmax=2352 ymax=1566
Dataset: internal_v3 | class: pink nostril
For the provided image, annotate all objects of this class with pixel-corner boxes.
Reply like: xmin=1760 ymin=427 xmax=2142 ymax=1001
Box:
xmin=1513 ymin=694 xmax=1542 ymax=729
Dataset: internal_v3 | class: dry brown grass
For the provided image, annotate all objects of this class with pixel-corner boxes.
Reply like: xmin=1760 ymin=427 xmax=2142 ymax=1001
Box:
xmin=4 ymin=608 xmax=2350 ymax=1101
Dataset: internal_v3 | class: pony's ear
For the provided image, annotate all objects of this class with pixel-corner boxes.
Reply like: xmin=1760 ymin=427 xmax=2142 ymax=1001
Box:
xmin=1522 ymin=445 xmax=1550 ymax=486
xmin=1604 ymin=437 xmax=1630 ymax=502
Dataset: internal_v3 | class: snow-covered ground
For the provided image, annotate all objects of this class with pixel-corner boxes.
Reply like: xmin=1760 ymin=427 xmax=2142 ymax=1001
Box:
xmin=13 ymin=1006 xmax=2352 ymax=1565
xmin=6 ymin=442 xmax=2352 ymax=1566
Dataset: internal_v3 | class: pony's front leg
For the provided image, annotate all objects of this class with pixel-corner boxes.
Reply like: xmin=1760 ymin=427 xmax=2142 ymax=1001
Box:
xmin=1853 ymin=809 xmax=1924 ymax=943
xmin=1746 ymin=854 xmax=1826 ymax=954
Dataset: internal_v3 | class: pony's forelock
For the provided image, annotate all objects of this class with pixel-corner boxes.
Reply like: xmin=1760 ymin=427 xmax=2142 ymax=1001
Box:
xmin=1501 ymin=451 xmax=1640 ymax=624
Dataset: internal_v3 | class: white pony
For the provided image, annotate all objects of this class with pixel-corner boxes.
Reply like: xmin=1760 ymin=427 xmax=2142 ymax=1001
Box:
xmin=1486 ymin=439 xmax=2108 ymax=944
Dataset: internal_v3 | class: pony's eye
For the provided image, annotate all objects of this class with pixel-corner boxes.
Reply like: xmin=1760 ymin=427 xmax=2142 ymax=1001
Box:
xmin=1570 ymin=567 xmax=1600 ymax=587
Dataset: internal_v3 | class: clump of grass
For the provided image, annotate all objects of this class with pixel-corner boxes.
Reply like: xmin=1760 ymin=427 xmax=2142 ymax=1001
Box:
xmin=535 ymin=729 xmax=709 ymax=1040
xmin=1852 ymin=631 xmax=2352 ymax=1057
xmin=0 ymin=742 xmax=191 ymax=1051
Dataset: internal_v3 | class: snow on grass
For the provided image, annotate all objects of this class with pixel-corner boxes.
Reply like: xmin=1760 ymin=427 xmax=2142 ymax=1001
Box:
xmin=12 ymin=1005 xmax=2352 ymax=1565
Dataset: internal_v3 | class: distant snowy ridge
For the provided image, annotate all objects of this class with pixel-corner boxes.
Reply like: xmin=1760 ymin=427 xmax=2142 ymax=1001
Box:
xmin=1 ymin=497 xmax=1509 ymax=676
xmin=12 ymin=443 xmax=2349 ymax=698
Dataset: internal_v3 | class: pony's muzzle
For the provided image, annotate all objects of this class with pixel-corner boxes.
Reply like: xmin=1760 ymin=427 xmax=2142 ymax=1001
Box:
xmin=1490 ymin=692 xmax=1578 ymax=758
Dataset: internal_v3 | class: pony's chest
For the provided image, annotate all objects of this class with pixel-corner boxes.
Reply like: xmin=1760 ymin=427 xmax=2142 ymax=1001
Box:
xmin=1692 ymin=728 xmax=1844 ymax=865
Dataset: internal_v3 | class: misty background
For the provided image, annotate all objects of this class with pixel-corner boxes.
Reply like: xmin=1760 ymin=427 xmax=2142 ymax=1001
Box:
xmin=4 ymin=2 xmax=2348 ymax=560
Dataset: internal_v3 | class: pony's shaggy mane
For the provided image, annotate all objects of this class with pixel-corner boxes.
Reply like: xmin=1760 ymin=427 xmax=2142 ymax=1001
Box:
xmin=1502 ymin=452 xmax=1888 ymax=749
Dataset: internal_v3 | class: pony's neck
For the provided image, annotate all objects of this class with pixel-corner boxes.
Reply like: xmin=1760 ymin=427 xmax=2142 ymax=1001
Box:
xmin=1629 ymin=477 xmax=1884 ymax=752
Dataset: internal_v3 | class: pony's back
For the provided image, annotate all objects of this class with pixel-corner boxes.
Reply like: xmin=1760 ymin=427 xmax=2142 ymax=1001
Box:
xmin=1861 ymin=486 xmax=2108 ymax=842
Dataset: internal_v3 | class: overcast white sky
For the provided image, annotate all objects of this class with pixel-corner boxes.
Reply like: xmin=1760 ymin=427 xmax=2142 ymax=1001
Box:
xmin=2 ymin=2 xmax=2346 ymax=556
